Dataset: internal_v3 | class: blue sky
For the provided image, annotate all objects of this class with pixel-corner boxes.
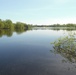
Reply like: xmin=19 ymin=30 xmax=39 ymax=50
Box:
xmin=0 ymin=0 xmax=76 ymax=25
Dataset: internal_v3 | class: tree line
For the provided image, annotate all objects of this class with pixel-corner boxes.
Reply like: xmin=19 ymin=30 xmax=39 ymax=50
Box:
xmin=33 ymin=24 xmax=76 ymax=27
xmin=0 ymin=19 xmax=32 ymax=30
xmin=0 ymin=19 xmax=76 ymax=29
xmin=0 ymin=19 xmax=33 ymax=37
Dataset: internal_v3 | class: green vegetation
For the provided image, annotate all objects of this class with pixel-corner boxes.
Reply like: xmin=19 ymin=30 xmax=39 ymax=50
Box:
xmin=0 ymin=29 xmax=13 ymax=37
xmin=0 ymin=19 xmax=76 ymax=37
xmin=0 ymin=19 xmax=76 ymax=29
xmin=0 ymin=19 xmax=32 ymax=30
xmin=51 ymin=32 xmax=76 ymax=63
xmin=50 ymin=27 xmax=76 ymax=31
xmin=50 ymin=24 xmax=76 ymax=27
xmin=33 ymin=23 xmax=76 ymax=31
xmin=33 ymin=23 xmax=76 ymax=27
xmin=0 ymin=29 xmax=28 ymax=37
xmin=0 ymin=19 xmax=32 ymax=37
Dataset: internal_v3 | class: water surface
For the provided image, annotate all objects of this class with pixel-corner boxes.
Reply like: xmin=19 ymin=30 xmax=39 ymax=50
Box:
xmin=0 ymin=29 xmax=76 ymax=75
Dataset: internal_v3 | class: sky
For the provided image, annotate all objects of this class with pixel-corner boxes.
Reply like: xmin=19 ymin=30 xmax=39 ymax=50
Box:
xmin=0 ymin=0 xmax=76 ymax=25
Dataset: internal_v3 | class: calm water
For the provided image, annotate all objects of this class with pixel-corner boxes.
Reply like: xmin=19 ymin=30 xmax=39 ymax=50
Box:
xmin=0 ymin=29 xmax=76 ymax=75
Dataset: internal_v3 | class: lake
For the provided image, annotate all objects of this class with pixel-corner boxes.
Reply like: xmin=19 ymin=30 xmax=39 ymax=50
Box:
xmin=0 ymin=28 xmax=76 ymax=75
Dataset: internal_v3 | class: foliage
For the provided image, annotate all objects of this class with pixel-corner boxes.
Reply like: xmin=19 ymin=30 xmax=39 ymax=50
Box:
xmin=0 ymin=19 xmax=32 ymax=30
xmin=33 ymin=23 xmax=76 ymax=27
xmin=0 ymin=19 xmax=4 ymax=28
xmin=51 ymin=33 xmax=76 ymax=63
xmin=0 ymin=19 xmax=32 ymax=37
xmin=0 ymin=29 xmax=13 ymax=37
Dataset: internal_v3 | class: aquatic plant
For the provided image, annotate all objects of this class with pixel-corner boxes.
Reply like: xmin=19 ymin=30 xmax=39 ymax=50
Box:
xmin=51 ymin=32 xmax=76 ymax=63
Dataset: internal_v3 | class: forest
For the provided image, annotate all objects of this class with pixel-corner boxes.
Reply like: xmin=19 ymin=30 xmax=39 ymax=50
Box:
xmin=0 ymin=19 xmax=32 ymax=37
xmin=0 ymin=19 xmax=76 ymax=29
xmin=33 ymin=24 xmax=76 ymax=27
xmin=0 ymin=19 xmax=32 ymax=30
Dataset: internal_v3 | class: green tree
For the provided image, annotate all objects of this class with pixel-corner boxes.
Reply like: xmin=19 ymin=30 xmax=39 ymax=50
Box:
xmin=0 ymin=19 xmax=4 ymax=29
xmin=3 ymin=19 xmax=14 ymax=29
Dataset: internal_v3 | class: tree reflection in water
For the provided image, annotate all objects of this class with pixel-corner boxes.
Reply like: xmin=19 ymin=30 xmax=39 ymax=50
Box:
xmin=0 ymin=29 xmax=27 ymax=37
xmin=51 ymin=32 xmax=76 ymax=63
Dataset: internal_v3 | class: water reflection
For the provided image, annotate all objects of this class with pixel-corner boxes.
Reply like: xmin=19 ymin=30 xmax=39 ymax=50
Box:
xmin=14 ymin=29 xmax=27 ymax=34
xmin=51 ymin=32 xmax=76 ymax=63
xmin=0 ymin=29 xmax=76 ymax=75
xmin=0 ymin=29 xmax=13 ymax=37
xmin=0 ymin=29 xmax=27 ymax=37
xmin=0 ymin=27 xmax=76 ymax=37
xmin=33 ymin=27 xmax=76 ymax=31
